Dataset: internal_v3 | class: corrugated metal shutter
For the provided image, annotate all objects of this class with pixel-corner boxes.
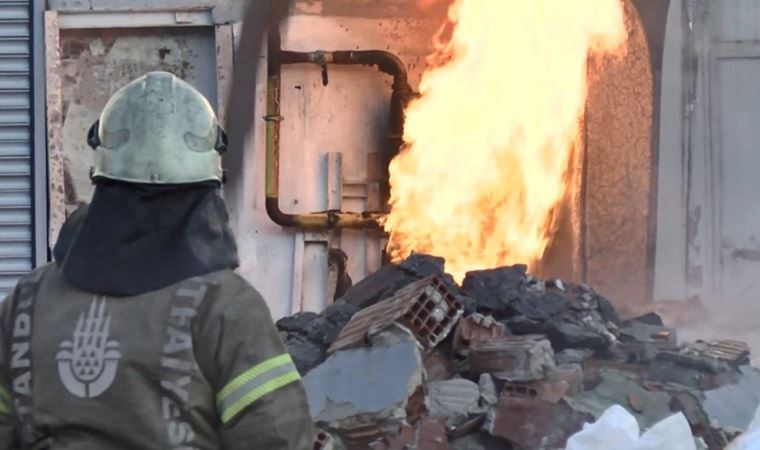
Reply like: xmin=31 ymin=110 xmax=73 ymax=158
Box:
xmin=0 ymin=0 xmax=33 ymax=296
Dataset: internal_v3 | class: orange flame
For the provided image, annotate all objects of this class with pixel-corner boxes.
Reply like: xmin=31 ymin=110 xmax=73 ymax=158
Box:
xmin=385 ymin=0 xmax=627 ymax=282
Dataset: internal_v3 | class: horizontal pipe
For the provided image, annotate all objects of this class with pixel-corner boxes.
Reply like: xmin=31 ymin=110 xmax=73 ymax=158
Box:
xmin=265 ymin=198 xmax=384 ymax=229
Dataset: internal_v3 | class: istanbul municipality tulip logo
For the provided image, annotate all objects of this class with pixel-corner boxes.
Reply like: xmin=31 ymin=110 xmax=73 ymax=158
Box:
xmin=56 ymin=298 xmax=121 ymax=398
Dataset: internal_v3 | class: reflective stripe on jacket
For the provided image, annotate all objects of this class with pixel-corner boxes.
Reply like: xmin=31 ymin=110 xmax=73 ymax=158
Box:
xmin=0 ymin=264 xmax=314 ymax=450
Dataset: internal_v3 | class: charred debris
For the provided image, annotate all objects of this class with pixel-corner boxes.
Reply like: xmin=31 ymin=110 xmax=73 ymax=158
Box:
xmin=276 ymin=254 xmax=755 ymax=450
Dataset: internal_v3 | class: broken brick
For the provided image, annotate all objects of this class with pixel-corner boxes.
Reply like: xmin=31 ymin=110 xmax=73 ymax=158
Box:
xmin=453 ymin=313 xmax=506 ymax=357
xmin=329 ymin=276 xmax=463 ymax=353
xmin=469 ymin=335 xmax=555 ymax=382
xmin=486 ymin=394 xmax=592 ymax=449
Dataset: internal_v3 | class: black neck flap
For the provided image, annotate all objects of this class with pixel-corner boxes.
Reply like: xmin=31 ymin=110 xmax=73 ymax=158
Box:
xmin=54 ymin=180 xmax=240 ymax=296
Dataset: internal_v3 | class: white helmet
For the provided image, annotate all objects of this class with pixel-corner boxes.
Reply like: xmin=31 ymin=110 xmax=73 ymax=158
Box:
xmin=87 ymin=71 xmax=227 ymax=184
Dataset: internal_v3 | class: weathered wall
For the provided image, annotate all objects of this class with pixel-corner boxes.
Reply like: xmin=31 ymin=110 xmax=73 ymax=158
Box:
xmin=584 ymin=0 xmax=653 ymax=316
xmin=58 ymin=27 xmax=217 ymax=213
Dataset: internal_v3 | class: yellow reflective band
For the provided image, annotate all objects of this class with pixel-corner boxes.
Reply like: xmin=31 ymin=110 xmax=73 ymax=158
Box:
xmin=217 ymin=353 xmax=293 ymax=403
xmin=220 ymin=370 xmax=301 ymax=424
xmin=0 ymin=386 xmax=10 ymax=416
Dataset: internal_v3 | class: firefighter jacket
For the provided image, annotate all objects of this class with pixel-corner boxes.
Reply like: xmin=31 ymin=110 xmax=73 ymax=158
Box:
xmin=0 ymin=264 xmax=314 ymax=449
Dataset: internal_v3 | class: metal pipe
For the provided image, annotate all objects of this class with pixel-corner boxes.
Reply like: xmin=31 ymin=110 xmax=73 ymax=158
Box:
xmin=265 ymin=31 xmax=415 ymax=230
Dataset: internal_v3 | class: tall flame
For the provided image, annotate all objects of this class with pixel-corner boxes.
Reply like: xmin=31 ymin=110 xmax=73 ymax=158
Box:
xmin=384 ymin=0 xmax=627 ymax=282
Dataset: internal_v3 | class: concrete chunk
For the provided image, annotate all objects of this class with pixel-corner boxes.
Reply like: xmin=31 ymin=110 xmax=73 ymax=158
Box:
xmin=304 ymin=335 xmax=424 ymax=439
xmin=469 ymin=334 xmax=556 ymax=382
xmin=486 ymin=395 xmax=592 ymax=450
xmin=453 ymin=313 xmax=506 ymax=357
xmin=704 ymin=366 xmax=760 ymax=432
xmin=426 ymin=378 xmax=485 ymax=427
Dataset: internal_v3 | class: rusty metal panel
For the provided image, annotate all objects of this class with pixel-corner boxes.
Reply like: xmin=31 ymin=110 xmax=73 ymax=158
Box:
xmin=329 ymin=276 xmax=463 ymax=353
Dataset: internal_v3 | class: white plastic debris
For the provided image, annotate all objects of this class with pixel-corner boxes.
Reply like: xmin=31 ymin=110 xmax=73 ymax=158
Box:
xmin=565 ymin=405 xmax=697 ymax=450
xmin=727 ymin=405 xmax=760 ymax=450
xmin=565 ymin=405 xmax=639 ymax=450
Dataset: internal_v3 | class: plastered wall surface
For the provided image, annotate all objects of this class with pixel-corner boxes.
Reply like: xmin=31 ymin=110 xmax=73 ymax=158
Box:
xmin=58 ymin=28 xmax=217 ymax=212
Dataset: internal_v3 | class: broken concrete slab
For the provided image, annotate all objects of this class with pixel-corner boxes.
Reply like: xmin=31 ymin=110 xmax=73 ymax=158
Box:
xmin=371 ymin=417 xmax=449 ymax=450
xmin=669 ymin=390 xmax=730 ymax=450
xmin=304 ymin=335 xmax=424 ymax=439
xmin=703 ymin=366 xmax=760 ymax=432
xmin=478 ymin=374 xmax=499 ymax=406
xmin=426 ymin=378 xmax=484 ymax=428
xmin=564 ymin=369 xmax=673 ymax=430
xmin=556 ymin=348 xmax=595 ymax=366
xmin=486 ymin=395 xmax=593 ymax=450
xmin=469 ymin=334 xmax=555 ymax=382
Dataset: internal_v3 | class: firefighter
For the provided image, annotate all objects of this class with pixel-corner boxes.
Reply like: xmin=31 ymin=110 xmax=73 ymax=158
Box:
xmin=0 ymin=71 xmax=314 ymax=449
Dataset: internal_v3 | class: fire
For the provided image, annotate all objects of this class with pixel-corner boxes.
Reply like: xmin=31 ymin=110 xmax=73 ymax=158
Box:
xmin=384 ymin=0 xmax=627 ymax=282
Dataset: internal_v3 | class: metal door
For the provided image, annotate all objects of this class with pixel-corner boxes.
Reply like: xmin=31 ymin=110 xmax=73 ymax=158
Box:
xmin=687 ymin=0 xmax=760 ymax=307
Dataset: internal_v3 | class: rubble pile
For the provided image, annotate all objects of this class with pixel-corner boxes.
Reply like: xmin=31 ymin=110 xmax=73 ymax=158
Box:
xmin=275 ymin=254 xmax=758 ymax=450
